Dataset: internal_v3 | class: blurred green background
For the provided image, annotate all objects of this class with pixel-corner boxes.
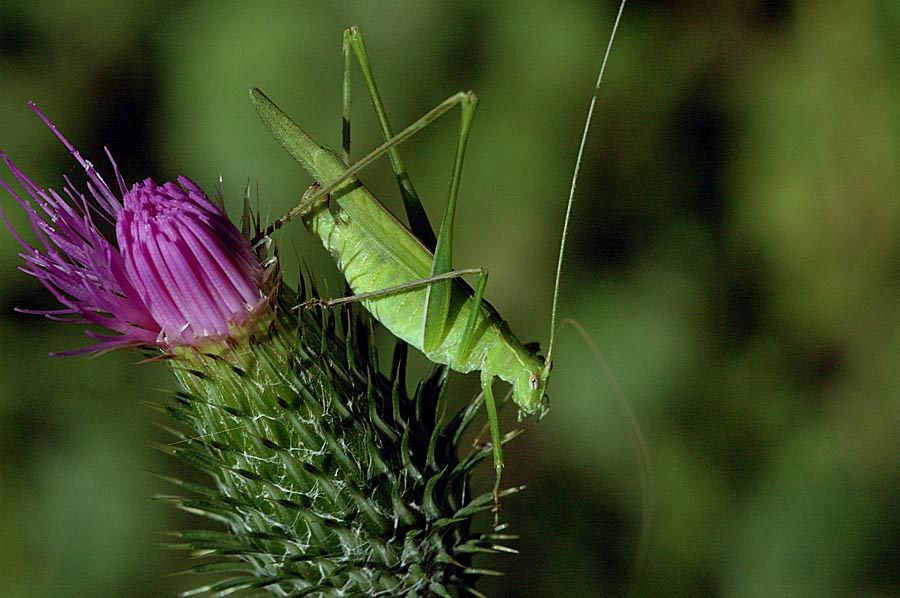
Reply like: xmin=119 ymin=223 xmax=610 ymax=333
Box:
xmin=1 ymin=1 xmax=897 ymax=596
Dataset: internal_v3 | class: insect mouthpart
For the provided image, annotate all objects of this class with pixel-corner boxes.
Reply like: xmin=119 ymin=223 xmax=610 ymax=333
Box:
xmin=536 ymin=394 xmax=551 ymax=421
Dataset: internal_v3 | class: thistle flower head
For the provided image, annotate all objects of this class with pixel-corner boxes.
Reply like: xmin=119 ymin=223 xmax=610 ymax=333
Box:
xmin=3 ymin=102 xmax=513 ymax=597
xmin=0 ymin=103 xmax=266 ymax=354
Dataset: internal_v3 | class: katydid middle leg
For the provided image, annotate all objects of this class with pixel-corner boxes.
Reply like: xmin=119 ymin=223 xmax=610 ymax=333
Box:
xmin=480 ymin=370 xmax=505 ymax=526
xmin=299 ymin=264 xmax=488 ymax=364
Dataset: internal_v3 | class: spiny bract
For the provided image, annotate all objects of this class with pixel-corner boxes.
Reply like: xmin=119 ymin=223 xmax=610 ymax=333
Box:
xmin=155 ymin=281 xmax=519 ymax=597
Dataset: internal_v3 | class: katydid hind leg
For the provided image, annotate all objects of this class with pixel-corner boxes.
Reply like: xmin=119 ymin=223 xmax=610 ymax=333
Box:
xmin=344 ymin=26 xmax=436 ymax=250
xmin=271 ymin=91 xmax=477 ymax=235
xmin=422 ymin=95 xmax=478 ymax=353
xmin=341 ymin=30 xmax=352 ymax=165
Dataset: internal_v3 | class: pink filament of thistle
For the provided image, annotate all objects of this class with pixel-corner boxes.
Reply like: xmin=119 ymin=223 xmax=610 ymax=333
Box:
xmin=0 ymin=102 xmax=265 ymax=353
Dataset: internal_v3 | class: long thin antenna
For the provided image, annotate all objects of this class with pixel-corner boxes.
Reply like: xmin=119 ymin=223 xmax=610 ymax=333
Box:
xmin=546 ymin=0 xmax=627 ymax=367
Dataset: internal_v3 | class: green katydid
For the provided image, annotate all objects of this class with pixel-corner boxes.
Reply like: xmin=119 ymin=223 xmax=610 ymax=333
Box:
xmin=251 ymin=1 xmax=628 ymax=510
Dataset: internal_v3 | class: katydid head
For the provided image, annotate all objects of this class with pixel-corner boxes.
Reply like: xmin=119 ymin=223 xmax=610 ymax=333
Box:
xmin=512 ymin=355 xmax=551 ymax=417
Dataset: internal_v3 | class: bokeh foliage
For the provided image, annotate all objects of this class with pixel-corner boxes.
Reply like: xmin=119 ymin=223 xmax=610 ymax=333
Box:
xmin=1 ymin=1 xmax=897 ymax=596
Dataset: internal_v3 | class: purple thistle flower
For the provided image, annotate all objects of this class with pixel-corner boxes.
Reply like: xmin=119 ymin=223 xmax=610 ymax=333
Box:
xmin=0 ymin=103 xmax=267 ymax=355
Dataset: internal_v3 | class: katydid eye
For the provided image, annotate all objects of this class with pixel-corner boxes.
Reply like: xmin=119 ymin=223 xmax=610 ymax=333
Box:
xmin=530 ymin=374 xmax=539 ymax=390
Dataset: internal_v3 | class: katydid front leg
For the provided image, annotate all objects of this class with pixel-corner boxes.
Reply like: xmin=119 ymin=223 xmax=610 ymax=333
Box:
xmin=481 ymin=370 xmax=504 ymax=525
